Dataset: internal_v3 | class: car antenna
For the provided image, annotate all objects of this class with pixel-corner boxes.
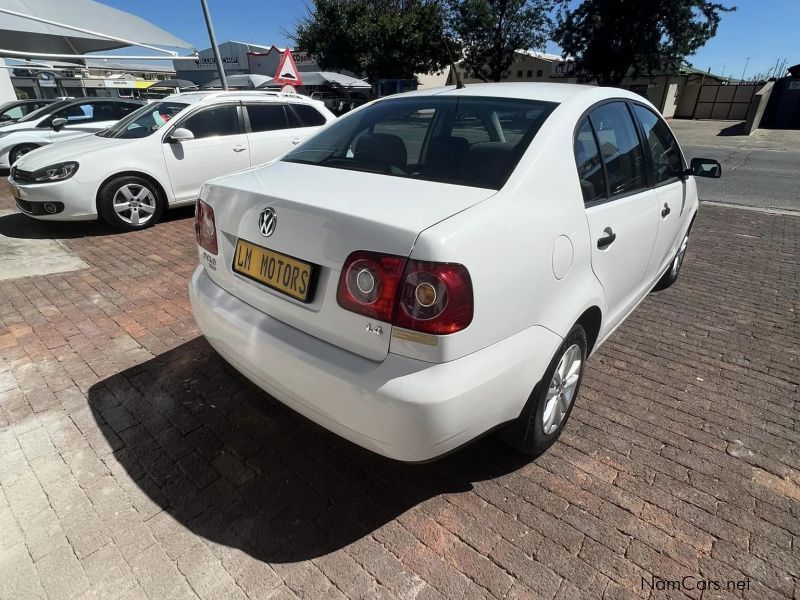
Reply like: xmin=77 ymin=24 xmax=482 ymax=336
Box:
xmin=442 ymin=37 xmax=464 ymax=89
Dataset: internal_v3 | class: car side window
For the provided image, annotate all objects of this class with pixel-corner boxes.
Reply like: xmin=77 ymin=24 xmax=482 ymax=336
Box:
xmin=632 ymin=105 xmax=684 ymax=184
xmin=574 ymin=119 xmax=607 ymax=204
xmin=588 ymin=102 xmax=646 ymax=196
xmin=182 ymin=106 xmax=240 ymax=139
xmin=246 ymin=104 xmax=290 ymax=132
xmin=52 ymin=102 xmax=114 ymax=124
xmin=2 ymin=106 xmax=23 ymax=120
xmin=291 ymin=104 xmax=327 ymax=127
xmin=117 ymin=103 xmax=141 ymax=119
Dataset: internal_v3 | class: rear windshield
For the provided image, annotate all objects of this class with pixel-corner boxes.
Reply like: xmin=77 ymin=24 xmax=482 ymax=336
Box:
xmin=282 ymin=95 xmax=557 ymax=189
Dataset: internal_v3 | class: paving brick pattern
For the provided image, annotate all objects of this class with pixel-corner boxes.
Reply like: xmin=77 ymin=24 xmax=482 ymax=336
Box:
xmin=0 ymin=195 xmax=798 ymax=599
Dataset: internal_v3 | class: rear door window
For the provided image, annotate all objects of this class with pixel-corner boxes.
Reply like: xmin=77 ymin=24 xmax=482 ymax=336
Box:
xmin=632 ymin=104 xmax=684 ymax=184
xmin=291 ymin=104 xmax=327 ymax=127
xmin=574 ymin=119 xmax=607 ymax=204
xmin=181 ymin=105 xmax=240 ymax=138
xmin=246 ymin=104 xmax=290 ymax=132
xmin=589 ymin=102 xmax=647 ymax=196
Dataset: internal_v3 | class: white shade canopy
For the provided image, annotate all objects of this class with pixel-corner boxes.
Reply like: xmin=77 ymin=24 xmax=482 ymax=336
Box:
xmin=203 ymin=74 xmax=274 ymax=90
xmin=0 ymin=0 xmax=192 ymax=58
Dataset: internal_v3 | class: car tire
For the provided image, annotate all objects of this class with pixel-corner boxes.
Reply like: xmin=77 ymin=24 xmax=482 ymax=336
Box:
xmin=653 ymin=230 xmax=690 ymax=291
xmin=504 ymin=324 xmax=588 ymax=456
xmin=9 ymin=144 xmax=39 ymax=164
xmin=98 ymin=175 xmax=164 ymax=231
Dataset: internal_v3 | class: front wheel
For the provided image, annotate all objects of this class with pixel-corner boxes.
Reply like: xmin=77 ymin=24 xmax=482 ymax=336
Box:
xmin=9 ymin=143 xmax=39 ymax=164
xmin=98 ymin=176 xmax=164 ymax=231
xmin=504 ymin=324 xmax=587 ymax=456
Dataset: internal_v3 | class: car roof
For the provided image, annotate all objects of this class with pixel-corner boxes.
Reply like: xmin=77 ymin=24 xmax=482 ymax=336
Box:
xmin=390 ymin=82 xmax=651 ymax=108
xmin=162 ymin=90 xmax=319 ymax=106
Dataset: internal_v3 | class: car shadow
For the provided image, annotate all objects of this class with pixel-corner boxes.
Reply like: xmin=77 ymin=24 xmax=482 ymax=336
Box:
xmin=88 ymin=337 xmax=530 ymax=564
xmin=0 ymin=205 xmax=195 ymax=240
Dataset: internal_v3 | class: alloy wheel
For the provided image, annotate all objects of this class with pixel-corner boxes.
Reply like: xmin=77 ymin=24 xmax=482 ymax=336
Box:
xmin=113 ymin=184 xmax=157 ymax=226
xmin=542 ymin=343 xmax=582 ymax=435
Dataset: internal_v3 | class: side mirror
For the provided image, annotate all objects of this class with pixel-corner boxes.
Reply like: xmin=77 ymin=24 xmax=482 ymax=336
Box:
xmin=688 ymin=157 xmax=721 ymax=178
xmin=51 ymin=117 xmax=68 ymax=130
xmin=168 ymin=127 xmax=194 ymax=143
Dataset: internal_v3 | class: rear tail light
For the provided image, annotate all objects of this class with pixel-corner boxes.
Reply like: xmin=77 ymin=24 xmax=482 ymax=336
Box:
xmin=195 ymin=200 xmax=218 ymax=255
xmin=336 ymin=251 xmax=406 ymax=321
xmin=337 ymin=251 xmax=473 ymax=335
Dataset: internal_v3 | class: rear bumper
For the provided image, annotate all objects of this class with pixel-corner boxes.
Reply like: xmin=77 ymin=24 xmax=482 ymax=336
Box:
xmin=189 ymin=265 xmax=561 ymax=462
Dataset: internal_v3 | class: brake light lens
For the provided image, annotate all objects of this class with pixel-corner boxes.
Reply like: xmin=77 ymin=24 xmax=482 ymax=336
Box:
xmin=337 ymin=251 xmax=473 ymax=335
xmin=336 ymin=251 xmax=405 ymax=321
xmin=395 ymin=260 xmax=473 ymax=334
xmin=195 ymin=200 xmax=218 ymax=255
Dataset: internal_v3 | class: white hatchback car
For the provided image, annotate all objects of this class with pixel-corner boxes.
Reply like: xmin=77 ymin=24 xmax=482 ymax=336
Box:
xmin=8 ymin=91 xmax=335 ymax=230
xmin=0 ymin=98 xmax=143 ymax=167
xmin=188 ymin=83 xmax=721 ymax=462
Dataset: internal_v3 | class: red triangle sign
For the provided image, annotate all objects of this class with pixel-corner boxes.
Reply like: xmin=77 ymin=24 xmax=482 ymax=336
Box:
xmin=274 ymin=49 xmax=303 ymax=87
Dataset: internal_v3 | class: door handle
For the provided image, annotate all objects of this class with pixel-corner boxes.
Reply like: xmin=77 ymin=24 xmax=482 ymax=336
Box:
xmin=597 ymin=227 xmax=616 ymax=249
xmin=661 ymin=203 xmax=671 ymax=217
xmin=232 ymin=145 xmax=247 ymax=152
xmin=290 ymin=137 xmax=302 ymax=145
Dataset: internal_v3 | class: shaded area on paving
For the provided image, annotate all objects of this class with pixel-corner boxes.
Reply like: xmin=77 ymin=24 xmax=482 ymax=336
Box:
xmin=86 ymin=336 xmax=531 ymax=564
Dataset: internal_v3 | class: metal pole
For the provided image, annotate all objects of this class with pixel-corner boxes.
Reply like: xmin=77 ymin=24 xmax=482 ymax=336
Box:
xmin=199 ymin=0 xmax=227 ymax=90
xmin=740 ymin=57 xmax=749 ymax=83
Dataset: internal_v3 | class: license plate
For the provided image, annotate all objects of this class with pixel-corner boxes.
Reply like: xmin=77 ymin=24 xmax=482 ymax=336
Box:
xmin=232 ymin=239 xmax=315 ymax=302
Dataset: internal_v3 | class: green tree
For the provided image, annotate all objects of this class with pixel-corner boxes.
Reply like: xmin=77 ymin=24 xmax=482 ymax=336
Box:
xmin=292 ymin=0 xmax=453 ymax=81
xmin=554 ymin=0 xmax=735 ymax=85
xmin=448 ymin=0 xmax=559 ymax=82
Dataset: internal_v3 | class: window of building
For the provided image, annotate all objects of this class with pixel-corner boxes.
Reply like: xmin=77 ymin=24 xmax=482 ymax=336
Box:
xmin=526 ymin=70 xmax=533 ymax=78
xmin=588 ymin=102 xmax=647 ymax=196
xmin=537 ymin=70 xmax=543 ymax=77
xmin=517 ymin=70 xmax=522 ymax=78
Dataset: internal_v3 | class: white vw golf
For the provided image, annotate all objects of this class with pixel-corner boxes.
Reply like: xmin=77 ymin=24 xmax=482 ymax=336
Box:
xmin=189 ymin=83 xmax=721 ymax=462
xmin=8 ymin=91 xmax=335 ymax=230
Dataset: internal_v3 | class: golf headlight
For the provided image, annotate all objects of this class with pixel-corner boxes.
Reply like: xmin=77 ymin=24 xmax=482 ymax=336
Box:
xmin=32 ymin=161 xmax=79 ymax=182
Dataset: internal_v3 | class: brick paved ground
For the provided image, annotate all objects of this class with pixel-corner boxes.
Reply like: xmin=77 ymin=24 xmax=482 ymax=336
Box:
xmin=0 ymin=181 xmax=798 ymax=599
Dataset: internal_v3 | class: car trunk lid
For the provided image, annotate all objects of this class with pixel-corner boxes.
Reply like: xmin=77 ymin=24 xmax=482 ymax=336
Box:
xmin=202 ymin=160 xmax=494 ymax=360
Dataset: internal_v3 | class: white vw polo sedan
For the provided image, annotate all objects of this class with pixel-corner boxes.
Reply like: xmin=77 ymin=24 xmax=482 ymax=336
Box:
xmin=189 ymin=83 xmax=721 ymax=462
xmin=8 ymin=91 xmax=335 ymax=230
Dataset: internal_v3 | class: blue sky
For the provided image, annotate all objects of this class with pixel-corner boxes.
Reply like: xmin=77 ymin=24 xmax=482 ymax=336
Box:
xmin=103 ymin=0 xmax=797 ymax=79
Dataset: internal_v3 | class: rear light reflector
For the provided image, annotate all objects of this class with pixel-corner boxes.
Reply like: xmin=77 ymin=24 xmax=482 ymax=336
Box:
xmin=195 ymin=200 xmax=218 ymax=255
xmin=337 ymin=251 xmax=473 ymax=335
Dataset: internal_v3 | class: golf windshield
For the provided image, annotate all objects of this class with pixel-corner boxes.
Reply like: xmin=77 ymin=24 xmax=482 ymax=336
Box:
xmin=283 ymin=95 xmax=557 ymax=189
xmin=98 ymin=101 xmax=188 ymax=139
xmin=15 ymin=100 xmax=72 ymax=123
